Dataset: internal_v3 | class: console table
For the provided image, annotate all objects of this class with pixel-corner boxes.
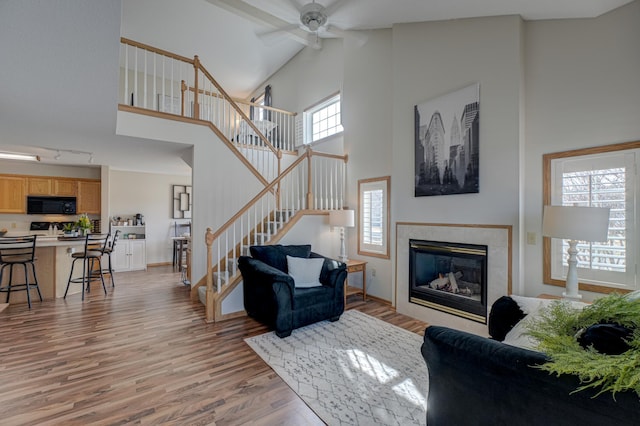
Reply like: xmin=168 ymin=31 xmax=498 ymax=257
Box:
xmin=344 ymin=259 xmax=367 ymax=306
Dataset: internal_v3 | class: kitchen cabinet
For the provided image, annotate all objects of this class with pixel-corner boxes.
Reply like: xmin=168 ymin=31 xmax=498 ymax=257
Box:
xmin=0 ymin=174 xmax=99 ymax=214
xmin=0 ymin=176 xmax=26 ymax=213
xmin=27 ymin=177 xmax=52 ymax=195
xmin=113 ymin=239 xmax=147 ymax=272
xmin=77 ymin=181 xmax=101 ymax=214
xmin=53 ymin=179 xmax=77 ymax=196
xmin=27 ymin=177 xmax=78 ymax=196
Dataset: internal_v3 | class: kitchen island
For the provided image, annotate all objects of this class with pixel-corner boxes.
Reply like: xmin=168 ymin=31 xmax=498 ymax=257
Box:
xmin=0 ymin=235 xmax=106 ymax=305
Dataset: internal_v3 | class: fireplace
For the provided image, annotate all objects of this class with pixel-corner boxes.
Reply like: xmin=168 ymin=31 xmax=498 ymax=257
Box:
xmin=409 ymin=239 xmax=488 ymax=323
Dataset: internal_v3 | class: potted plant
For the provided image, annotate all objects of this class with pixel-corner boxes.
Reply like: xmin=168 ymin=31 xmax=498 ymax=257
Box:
xmin=62 ymin=223 xmax=76 ymax=237
xmin=76 ymin=213 xmax=92 ymax=236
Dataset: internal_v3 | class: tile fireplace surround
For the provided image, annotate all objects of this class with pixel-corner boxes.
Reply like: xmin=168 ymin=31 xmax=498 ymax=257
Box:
xmin=396 ymin=222 xmax=512 ymax=336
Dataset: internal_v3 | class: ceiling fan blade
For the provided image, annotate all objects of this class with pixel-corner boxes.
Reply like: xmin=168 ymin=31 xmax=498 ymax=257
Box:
xmin=324 ymin=0 xmax=349 ymax=16
xmin=258 ymin=23 xmax=301 ymax=37
xmin=325 ymin=25 xmax=368 ymax=47
xmin=209 ymin=0 xmax=310 ymax=45
xmin=257 ymin=24 xmax=302 ymax=45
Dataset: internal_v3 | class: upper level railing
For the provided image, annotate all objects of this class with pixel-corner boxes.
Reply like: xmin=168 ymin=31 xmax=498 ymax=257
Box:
xmin=119 ymin=38 xmax=297 ymax=183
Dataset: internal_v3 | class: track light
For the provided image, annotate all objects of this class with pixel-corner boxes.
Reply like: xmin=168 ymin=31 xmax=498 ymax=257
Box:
xmin=89 ymin=155 xmax=94 ymax=164
xmin=54 ymin=150 xmax=61 ymax=160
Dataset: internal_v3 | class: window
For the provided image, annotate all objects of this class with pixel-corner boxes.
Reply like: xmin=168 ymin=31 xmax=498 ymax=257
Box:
xmin=543 ymin=142 xmax=640 ymax=293
xmin=304 ymin=93 xmax=343 ymax=144
xmin=358 ymin=176 xmax=390 ymax=259
xmin=252 ymin=93 xmax=266 ymax=121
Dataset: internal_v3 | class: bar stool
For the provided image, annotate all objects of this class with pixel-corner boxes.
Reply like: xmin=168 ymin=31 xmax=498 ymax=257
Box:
xmin=64 ymin=233 xmax=109 ymax=300
xmin=0 ymin=235 xmax=42 ymax=309
xmin=101 ymin=230 xmax=120 ymax=287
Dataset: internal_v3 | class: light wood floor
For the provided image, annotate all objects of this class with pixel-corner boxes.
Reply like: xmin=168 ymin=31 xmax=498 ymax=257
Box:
xmin=0 ymin=265 xmax=428 ymax=425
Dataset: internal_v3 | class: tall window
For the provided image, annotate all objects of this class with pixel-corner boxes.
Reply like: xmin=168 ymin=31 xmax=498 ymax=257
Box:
xmin=358 ymin=176 xmax=390 ymax=259
xmin=304 ymin=93 xmax=343 ymax=144
xmin=543 ymin=142 xmax=640 ymax=293
xmin=253 ymin=93 xmax=266 ymax=121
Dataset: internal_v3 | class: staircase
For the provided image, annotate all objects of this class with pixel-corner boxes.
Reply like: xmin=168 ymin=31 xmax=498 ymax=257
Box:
xmin=118 ymin=38 xmax=348 ymax=323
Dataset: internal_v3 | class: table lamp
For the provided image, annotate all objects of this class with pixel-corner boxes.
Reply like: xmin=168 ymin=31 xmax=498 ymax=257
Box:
xmin=542 ymin=205 xmax=610 ymax=300
xmin=329 ymin=209 xmax=355 ymax=262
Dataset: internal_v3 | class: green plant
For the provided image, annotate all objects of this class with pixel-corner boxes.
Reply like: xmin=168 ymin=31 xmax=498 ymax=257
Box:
xmin=526 ymin=293 xmax=640 ymax=397
xmin=76 ymin=213 xmax=91 ymax=230
xmin=62 ymin=223 xmax=75 ymax=232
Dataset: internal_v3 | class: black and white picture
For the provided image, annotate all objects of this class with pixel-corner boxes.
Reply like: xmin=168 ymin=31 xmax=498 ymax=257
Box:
xmin=414 ymin=83 xmax=479 ymax=197
xmin=173 ymin=185 xmax=192 ymax=219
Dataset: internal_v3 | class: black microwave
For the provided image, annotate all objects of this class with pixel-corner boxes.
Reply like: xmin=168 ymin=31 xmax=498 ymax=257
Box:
xmin=27 ymin=196 xmax=77 ymax=215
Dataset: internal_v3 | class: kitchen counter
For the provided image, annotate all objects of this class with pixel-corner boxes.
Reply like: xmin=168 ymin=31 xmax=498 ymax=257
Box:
xmin=0 ymin=234 xmax=104 ymax=305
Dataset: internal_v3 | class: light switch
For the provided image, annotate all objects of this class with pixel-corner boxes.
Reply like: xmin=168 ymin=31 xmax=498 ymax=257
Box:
xmin=527 ymin=232 xmax=537 ymax=245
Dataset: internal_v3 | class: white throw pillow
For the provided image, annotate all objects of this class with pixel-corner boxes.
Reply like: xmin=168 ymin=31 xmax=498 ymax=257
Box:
xmin=502 ymin=305 xmax=545 ymax=351
xmin=287 ymin=255 xmax=324 ymax=288
xmin=503 ymin=298 xmax=589 ymax=351
xmin=510 ymin=295 xmax=554 ymax=315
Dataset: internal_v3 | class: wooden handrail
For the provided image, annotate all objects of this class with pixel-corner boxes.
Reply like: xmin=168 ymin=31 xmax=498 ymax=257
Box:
xmin=195 ymin=63 xmax=280 ymax=157
xmin=206 ymin=149 xmax=349 ymax=243
xmin=120 ymin=37 xmax=194 ymax=64
xmin=208 ymin=151 xmax=310 ymax=242
xmin=234 ymin=99 xmax=298 ymax=116
xmin=310 ymin=151 xmax=349 ymax=162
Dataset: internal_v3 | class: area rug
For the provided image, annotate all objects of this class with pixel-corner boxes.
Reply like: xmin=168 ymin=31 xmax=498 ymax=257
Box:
xmin=245 ymin=310 xmax=428 ymax=425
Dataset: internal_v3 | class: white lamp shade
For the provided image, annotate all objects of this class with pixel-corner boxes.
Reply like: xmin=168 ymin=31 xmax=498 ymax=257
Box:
xmin=329 ymin=209 xmax=355 ymax=228
xmin=542 ymin=205 xmax=610 ymax=242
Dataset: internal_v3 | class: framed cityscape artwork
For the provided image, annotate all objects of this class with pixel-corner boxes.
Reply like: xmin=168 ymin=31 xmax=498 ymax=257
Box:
xmin=414 ymin=83 xmax=480 ymax=197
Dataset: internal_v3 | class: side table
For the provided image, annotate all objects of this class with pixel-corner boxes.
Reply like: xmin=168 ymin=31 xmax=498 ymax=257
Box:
xmin=344 ymin=259 xmax=367 ymax=306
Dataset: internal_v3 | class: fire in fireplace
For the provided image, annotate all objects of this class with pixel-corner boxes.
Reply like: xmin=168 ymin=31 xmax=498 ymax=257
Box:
xmin=409 ymin=239 xmax=488 ymax=323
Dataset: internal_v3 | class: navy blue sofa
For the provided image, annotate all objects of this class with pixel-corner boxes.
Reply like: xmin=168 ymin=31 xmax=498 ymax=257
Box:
xmin=421 ymin=296 xmax=640 ymax=426
xmin=238 ymin=244 xmax=347 ymax=338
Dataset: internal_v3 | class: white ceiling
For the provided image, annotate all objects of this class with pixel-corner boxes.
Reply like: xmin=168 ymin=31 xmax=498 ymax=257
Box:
xmin=0 ymin=0 xmax=632 ymax=176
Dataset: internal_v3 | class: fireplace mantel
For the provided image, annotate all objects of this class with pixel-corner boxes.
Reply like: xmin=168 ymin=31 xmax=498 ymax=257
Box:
xmin=396 ymin=222 xmax=512 ymax=336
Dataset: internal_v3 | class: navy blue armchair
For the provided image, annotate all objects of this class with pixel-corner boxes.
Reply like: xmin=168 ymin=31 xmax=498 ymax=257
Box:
xmin=238 ymin=244 xmax=347 ymax=338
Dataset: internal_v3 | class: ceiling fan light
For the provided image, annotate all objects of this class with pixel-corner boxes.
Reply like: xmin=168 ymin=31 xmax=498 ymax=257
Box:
xmin=307 ymin=19 xmax=320 ymax=31
xmin=300 ymin=2 xmax=327 ymax=31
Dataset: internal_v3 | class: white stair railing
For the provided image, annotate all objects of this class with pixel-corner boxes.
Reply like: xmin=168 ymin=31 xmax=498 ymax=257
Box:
xmin=119 ymin=38 xmax=288 ymax=183
xmin=234 ymin=100 xmax=298 ymax=153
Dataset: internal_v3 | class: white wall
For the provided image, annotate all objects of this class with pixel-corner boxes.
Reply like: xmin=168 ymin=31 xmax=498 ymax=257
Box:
xmin=523 ymin=2 xmax=640 ymax=299
xmin=250 ymin=38 xmax=346 ymax=156
xmin=108 ymin=169 xmax=191 ymax=265
xmin=260 ymin=17 xmax=525 ymax=305
xmin=116 ymin=110 xmax=264 ymax=281
xmin=251 ymin=39 xmax=344 ymax=116
xmin=342 ymin=29 xmax=394 ymax=301
xmin=392 ymin=16 xmax=525 ymax=301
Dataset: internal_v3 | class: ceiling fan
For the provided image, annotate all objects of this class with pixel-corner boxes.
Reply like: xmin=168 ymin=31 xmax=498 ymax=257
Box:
xmin=269 ymin=0 xmax=367 ymax=49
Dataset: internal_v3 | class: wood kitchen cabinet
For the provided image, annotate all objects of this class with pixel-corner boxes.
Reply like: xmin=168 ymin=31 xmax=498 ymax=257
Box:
xmin=0 ymin=174 xmax=100 ymax=215
xmin=53 ymin=179 xmax=77 ymax=196
xmin=26 ymin=177 xmax=77 ymax=196
xmin=0 ymin=176 xmax=26 ymax=213
xmin=77 ymin=181 xmax=101 ymax=214
xmin=27 ymin=177 xmax=52 ymax=195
